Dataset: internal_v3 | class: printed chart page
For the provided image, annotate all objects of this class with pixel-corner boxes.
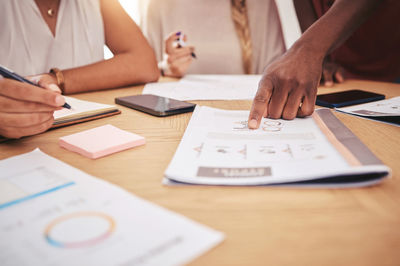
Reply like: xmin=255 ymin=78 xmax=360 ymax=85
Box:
xmin=0 ymin=149 xmax=223 ymax=266
xmin=164 ymin=106 xmax=389 ymax=187
xmin=336 ymin=96 xmax=400 ymax=126
xmin=142 ymin=74 xmax=261 ymax=100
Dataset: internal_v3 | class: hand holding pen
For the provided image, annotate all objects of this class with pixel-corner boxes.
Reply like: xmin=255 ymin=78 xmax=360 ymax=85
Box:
xmin=176 ymin=32 xmax=197 ymax=59
xmin=160 ymin=31 xmax=196 ymax=78
xmin=0 ymin=65 xmax=69 ymax=139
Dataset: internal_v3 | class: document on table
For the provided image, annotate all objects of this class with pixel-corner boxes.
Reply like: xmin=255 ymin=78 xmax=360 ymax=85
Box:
xmin=142 ymin=74 xmax=261 ymax=100
xmin=0 ymin=149 xmax=223 ymax=266
xmin=164 ymin=106 xmax=390 ymax=187
xmin=336 ymin=96 xmax=400 ymax=126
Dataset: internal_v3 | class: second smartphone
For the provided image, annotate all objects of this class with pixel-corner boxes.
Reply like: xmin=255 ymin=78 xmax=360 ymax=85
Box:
xmin=316 ymin=89 xmax=385 ymax=108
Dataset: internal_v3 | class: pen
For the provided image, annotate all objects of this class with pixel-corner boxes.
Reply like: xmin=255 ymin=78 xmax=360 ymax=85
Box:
xmin=0 ymin=65 xmax=71 ymax=109
xmin=176 ymin=32 xmax=197 ymax=59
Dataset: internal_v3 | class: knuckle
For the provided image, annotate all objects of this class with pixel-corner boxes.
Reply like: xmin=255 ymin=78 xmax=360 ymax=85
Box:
xmin=300 ymin=106 xmax=314 ymax=117
xmin=268 ymin=110 xmax=281 ymax=119
xmin=282 ymin=110 xmax=296 ymax=120
xmin=169 ymin=64 xmax=178 ymax=72
xmin=31 ymin=113 xmax=43 ymax=124
xmin=254 ymin=94 xmax=269 ymax=103
xmin=297 ymin=79 xmax=310 ymax=88
xmin=0 ymin=114 xmax=4 ymax=125
xmin=0 ymin=128 xmax=21 ymax=139
xmin=285 ymin=77 xmax=298 ymax=87
xmin=305 ymin=86 xmax=317 ymax=97
xmin=305 ymin=108 xmax=314 ymax=116
xmin=167 ymin=57 xmax=174 ymax=64
xmin=43 ymin=92 xmax=57 ymax=105
xmin=0 ymin=98 xmax=13 ymax=110
xmin=38 ymin=118 xmax=53 ymax=132
xmin=285 ymin=114 xmax=296 ymax=120
xmin=177 ymin=66 xmax=187 ymax=74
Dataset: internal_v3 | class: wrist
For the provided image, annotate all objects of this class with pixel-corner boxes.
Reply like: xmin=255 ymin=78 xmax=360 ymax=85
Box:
xmin=158 ymin=60 xmax=168 ymax=77
xmin=290 ymin=40 xmax=326 ymax=63
xmin=49 ymin=68 xmax=66 ymax=94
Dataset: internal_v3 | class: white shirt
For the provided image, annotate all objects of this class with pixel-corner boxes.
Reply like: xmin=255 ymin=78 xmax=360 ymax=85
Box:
xmin=140 ymin=0 xmax=286 ymax=74
xmin=0 ymin=0 xmax=105 ymax=76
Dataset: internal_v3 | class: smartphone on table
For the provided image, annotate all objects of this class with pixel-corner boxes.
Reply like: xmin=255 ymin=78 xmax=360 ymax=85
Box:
xmin=316 ymin=89 xmax=385 ymax=108
xmin=115 ymin=94 xmax=196 ymax=117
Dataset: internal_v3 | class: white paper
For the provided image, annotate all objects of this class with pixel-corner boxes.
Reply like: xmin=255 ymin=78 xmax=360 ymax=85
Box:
xmin=336 ymin=96 xmax=400 ymax=117
xmin=164 ymin=106 xmax=389 ymax=186
xmin=142 ymin=74 xmax=261 ymax=100
xmin=54 ymin=96 xmax=117 ymax=120
xmin=0 ymin=149 xmax=223 ymax=266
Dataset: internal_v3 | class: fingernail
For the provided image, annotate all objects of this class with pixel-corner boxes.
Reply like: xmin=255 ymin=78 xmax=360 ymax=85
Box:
xmin=248 ymin=119 xmax=258 ymax=129
xmin=0 ymin=74 xmax=3 ymax=80
xmin=55 ymin=95 xmax=65 ymax=106
xmin=29 ymin=75 xmax=41 ymax=85
xmin=49 ymin=84 xmax=61 ymax=93
xmin=176 ymin=31 xmax=181 ymax=36
xmin=325 ymin=81 xmax=333 ymax=87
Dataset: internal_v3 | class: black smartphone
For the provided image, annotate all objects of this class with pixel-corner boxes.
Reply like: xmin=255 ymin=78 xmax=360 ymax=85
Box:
xmin=115 ymin=94 xmax=196 ymax=117
xmin=316 ymin=90 xmax=385 ymax=108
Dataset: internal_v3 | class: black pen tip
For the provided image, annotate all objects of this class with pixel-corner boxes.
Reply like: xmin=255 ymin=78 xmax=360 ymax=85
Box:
xmin=63 ymin=102 xmax=72 ymax=109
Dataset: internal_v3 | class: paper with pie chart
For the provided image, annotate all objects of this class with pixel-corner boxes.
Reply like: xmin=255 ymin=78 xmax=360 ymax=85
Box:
xmin=0 ymin=149 xmax=223 ymax=266
xmin=164 ymin=106 xmax=390 ymax=187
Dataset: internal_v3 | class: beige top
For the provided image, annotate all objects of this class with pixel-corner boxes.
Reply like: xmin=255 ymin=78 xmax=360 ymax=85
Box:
xmin=140 ymin=0 xmax=286 ymax=75
xmin=0 ymin=0 xmax=105 ymax=76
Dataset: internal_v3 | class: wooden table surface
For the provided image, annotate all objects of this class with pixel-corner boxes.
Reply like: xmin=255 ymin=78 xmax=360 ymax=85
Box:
xmin=1 ymin=79 xmax=399 ymax=266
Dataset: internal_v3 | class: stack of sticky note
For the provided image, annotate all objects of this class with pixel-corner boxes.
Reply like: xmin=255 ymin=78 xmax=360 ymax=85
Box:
xmin=59 ymin=124 xmax=145 ymax=159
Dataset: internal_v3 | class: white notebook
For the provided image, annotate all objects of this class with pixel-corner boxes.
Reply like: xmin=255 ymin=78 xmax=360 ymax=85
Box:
xmin=52 ymin=96 xmax=120 ymax=128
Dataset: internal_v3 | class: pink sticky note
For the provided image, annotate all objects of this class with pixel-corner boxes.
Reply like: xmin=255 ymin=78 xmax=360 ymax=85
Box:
xmin=59 ymin=124 xmax=145 ymax=159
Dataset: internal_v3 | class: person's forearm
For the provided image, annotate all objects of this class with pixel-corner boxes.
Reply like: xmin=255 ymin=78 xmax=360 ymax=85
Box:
xmin=293 ymin=0 xmax=318 ymax=33
xmin=61 ymin=51 xmax=159 ymax=95
xmin=291 ymin=0 xmax=381 ymax=58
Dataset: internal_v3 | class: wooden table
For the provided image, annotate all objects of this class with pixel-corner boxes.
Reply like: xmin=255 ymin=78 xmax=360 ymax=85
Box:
xmin=1 ymin=79 xmax=399 ymax=266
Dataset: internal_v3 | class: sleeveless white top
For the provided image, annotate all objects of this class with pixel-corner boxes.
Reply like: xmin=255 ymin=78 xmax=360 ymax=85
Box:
xmin=140 ymin=0 xmax=286 ymax=74
xmin=0 ymin=0 xmax=105 ymax=76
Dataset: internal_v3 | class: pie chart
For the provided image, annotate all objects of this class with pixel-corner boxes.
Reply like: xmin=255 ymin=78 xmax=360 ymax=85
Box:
xmin=44 ymin=212 xmax=115 ymax=248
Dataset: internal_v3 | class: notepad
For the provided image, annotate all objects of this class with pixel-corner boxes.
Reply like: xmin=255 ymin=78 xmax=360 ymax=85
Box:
xmin=59 ymin=124 xmax=145 ymax=159
xmin=52 ymin=96 xmax=121 ymax=128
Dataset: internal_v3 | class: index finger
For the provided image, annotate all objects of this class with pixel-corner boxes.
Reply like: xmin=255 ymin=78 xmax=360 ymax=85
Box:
xmin=165 ymin=31 xmax=181 ymax=54
xmin=0 ymin=78 xmax=65 ymax=107
xmin=248 ymin=77 xmax=273 ymax=129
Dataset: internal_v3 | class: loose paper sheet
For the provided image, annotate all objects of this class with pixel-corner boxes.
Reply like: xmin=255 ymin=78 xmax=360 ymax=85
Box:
xmin=0 ymin=149 xmax=223 ymax=266
xmin=164 ymin=106 xmax=389 ymax=186
xmin=335 ymin=96 xmax=400 ymax=126
xmin=142 ymin=74 xmax=262 ymax=100
xmin=336 ymin=96 xmax=400 ymax=117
